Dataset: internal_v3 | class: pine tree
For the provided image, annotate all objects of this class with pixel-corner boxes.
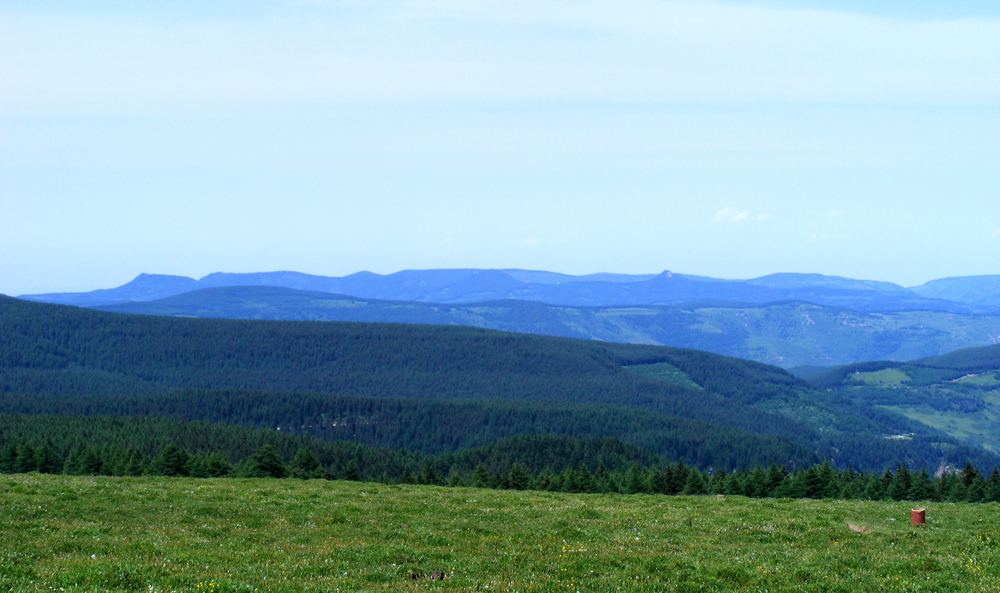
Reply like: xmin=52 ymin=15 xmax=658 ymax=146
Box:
xmin=507 ymin=463 xmax=532 ymax=491
xmin=33 ymin=443 xmax=62 ymax=474
xmin=288 ymin=448 xmax=324 ymax=479
xmin=572 ymin=463 xmax=596 ymax=493
xmin=62 ymin=448 xmax=82 ymax=475
xmin=594 ymin=463 xmax=612 ymax=493
xmin=470 ymin=463 xmax=491 ymax=488
xmin=862 ymin=473 xmax=885 ymax=500
xmin=79 ymin=447 xmax=105 ymax=476
xmin=888 ymin=464 xmax=912 ymax=501
xmin=907 ymin=468 xmax=935 ymax=502
xmin=622 ymin=464 xmax=646 ymax=495
xmin=189 ymin=453 xmax=233 ymax=478
xmin=418 ymin=463 xmax=440 ymax=485
xmin=764 ymin=464 xmax=788 ymax=497
xmin=708 ymin=468 xmax=727 ymax=494
xmin=14 ymin=444 xmax=37 ymax=473
xmin=339 ymin=459 xmax=360 ymax=482
xmin=237 ymin=445 xmax=287 ymax=479
xmin=151 ymin=444 xmax=190 ymax=477
xmin=0 ymin=444 xmax=17 ymax=473
xmin=983 ymin=469 xmax=1000 ymax=503
xmin=400 ymin=466 xmax=414 ymax=484
xmin=124 ymin=449 xmax=150 ymax=477
xmin=668 ymin=462 xmax=688 ymax=495
xmin=682 ymin=468 xmax=708 ymax=495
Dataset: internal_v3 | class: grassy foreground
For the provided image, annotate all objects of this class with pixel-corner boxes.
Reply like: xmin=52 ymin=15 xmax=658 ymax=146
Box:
xmin=2 ymin=474 xmax=999 ymax=592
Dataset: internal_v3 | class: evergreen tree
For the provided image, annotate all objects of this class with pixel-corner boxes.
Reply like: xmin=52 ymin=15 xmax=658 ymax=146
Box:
xmin=470 ymin=463 xmax=491 ymax=488
xmin=708 ymin=468 xmax=727 ymax=494
xmin=14 ymin=444 xmax=37 ymax=473
xmin=668 ymin=461 xmax=688 ymax=495
xmin=983 ymin=469 xmax=1000 ymax=503
xmin=78 ymin=447 xmax=105 ymax=476
xmin=189 ymin=453 xmax=233 ymax=478
xmin=682 ymin=468 xmax=708 ymax=495
xmin=593 ymin=463 xmax=611 ymax=493
xmin=907 ymin=468 xmax=935 ymax=501
xmin=935 ymin=471 xmax=954 ymax=501
xmin=151 ymin=444 xmax=190 ymax=477
xmin=507 ymin=463 xmax=532 ymax=491
xmin=33 ymin=443 xmax=62 ymax=474
xmin=400 ymin=466 xmax=414 ymax=484
xmin=888 ymin=464 xmax=912 ymax=501
xmin=288 ymin=448 xmax=324 ymax=479
xmin=0 ymin=444 xmax=16 ymax=473
xmin=744 ymin=465 xmax=767 ymax=498
xmin=862 ymin=472 xmax=885 ymax=500
xmin=418 ymin=463 xmax=440 ymax=486
xmin=62 ymin=448 xmax=82 ymax=475
xmin=801 ymin=465 xmax=826 ymax=499
xmin=622 ymin=464 xmax=646 ymax=495
xmin=764 ymin=464 xmax=788 ymax=497
xmin=339 ymin=459 xmax=360 ymax=482
xmin=124 ymin=449 xmax=150 ymax=476
xmin=571 ymin=463 xmax=595 ymax=494
xmin=237 ymin=445 xmax=287 ymax=479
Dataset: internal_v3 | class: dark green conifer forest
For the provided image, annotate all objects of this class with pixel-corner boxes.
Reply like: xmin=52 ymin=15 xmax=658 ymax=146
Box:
xmin=1 ymin=295 xmax=997 ymax=486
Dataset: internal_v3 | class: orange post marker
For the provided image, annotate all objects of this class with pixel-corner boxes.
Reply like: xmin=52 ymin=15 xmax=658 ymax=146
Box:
xmin=911 ymin=508 xmax=925 ymax=526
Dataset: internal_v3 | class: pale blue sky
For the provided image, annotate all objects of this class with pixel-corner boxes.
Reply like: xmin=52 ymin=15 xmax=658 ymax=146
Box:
xmin=2 ymin=1 xmax=999 ymax=294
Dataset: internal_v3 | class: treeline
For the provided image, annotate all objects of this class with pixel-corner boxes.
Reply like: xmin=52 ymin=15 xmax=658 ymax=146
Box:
xmin=0 ymin=391 xmax=819 ymax=469
xmin=4 ymin=428 xmax=999 ymax=504
xmin=0 ymin=414 xmax=667 ymax=481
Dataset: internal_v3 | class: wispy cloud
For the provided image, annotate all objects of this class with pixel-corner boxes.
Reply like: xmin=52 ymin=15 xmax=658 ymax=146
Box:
xmin=826 ymin=210 xmax=843 ymax=220
xmin=518 ymin=235 xmax=540 ymax=246
xmin=715 ymin=207 xmax=768 ymax=223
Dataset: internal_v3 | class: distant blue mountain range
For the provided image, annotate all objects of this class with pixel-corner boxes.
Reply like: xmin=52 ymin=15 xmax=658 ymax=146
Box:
xmin=19 ymin=269 xmax=1000 ymax=313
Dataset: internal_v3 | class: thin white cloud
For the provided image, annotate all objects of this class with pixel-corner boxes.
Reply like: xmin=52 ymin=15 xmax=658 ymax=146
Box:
xmin=715 ymin=207 xmax=765 ymax=223
xmin=518 ymin=235 xmax=540 ymax=246
xmin=714 ymin=207 xmax=736 ymax=222
xmin=826 ymin=209 xmax=844 ymax=220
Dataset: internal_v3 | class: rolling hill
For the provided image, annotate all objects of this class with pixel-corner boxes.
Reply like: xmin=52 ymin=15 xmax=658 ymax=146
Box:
xmin=809 ymin=343 xmax=1000 ymax=453
xmin=94 ymin=285 xmax=1000 ymax=368
xmin=1 ymin=295 xmax=992 ymax=471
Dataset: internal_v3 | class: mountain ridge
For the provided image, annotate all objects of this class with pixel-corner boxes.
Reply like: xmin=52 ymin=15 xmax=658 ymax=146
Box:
xmin=19 ymin=268 xmax=996 ymax=313
xmin=93 ymin=285 xmax=1000 ymax=368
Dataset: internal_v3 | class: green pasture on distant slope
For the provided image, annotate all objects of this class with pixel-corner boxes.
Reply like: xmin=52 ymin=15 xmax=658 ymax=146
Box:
xmin=2 ymin=475 xmax=1000 ymax=592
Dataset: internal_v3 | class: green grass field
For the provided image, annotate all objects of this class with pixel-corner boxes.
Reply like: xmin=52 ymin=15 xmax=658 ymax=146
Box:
xmin=2 ymin=474 xmax=999 ymax=592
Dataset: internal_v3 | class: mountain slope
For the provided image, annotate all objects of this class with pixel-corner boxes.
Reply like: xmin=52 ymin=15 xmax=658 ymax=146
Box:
xmin=96 ymin=286 xmax=1000 ymax=368
xmin=1 ymin=295 xmax=990 ymax=470
xmin=808 ymin=343 xmax=1000 ymax=453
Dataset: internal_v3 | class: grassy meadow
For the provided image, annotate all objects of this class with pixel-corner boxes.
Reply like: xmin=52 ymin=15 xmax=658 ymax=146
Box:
xmin=2 ymin=474 xmax=1000 ymax=592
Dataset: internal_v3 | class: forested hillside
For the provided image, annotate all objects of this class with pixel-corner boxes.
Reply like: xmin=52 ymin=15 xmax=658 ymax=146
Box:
xmin=95 ymin=286 xmax=1000 ymax=368
xmin=1 ymin=296 xmax=993 ymax=471
xmin=808 ymin=343 xmax=1000 ymax=453
xmin=3 ymin=414 xmax=998 ymax=504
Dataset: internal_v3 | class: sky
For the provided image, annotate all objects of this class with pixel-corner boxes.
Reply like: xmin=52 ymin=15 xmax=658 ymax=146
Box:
xmin=2 ymin=1 xmax=999 ymax=294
